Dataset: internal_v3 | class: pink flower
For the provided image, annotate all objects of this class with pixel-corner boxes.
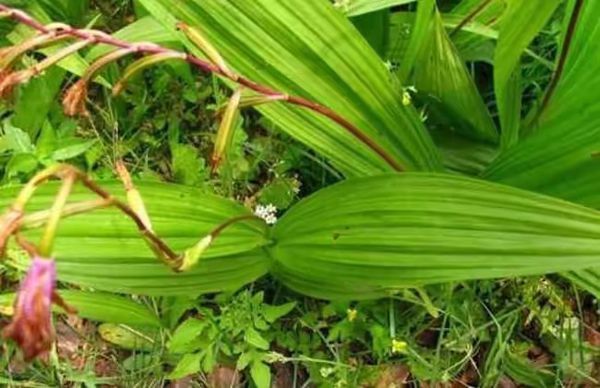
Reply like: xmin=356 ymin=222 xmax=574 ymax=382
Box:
xmin=3 ymin=256 xmax=75 ymax=361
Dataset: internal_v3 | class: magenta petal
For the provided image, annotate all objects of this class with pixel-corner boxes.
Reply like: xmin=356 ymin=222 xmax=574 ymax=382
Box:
xmin=3 ymin=256 xmax=57 ymax=361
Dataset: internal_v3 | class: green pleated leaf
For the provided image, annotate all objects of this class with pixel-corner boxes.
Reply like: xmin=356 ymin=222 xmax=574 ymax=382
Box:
xmin=494 ymin=0 xmax=560 ymax=149
xmin=0 ymin=290 xmax=161 ymax=327
xmin=138 ymin=0 xmax=442 ymax=176
xmin=401 ymin=1 xmax=498 ymax=143
xmin=270 ymin=174 xmax=600 ymax=300
xmin=0 ymin=181 xmax=270 ymax=296
xmin=484 ymin=1 xmax=600 ymax=208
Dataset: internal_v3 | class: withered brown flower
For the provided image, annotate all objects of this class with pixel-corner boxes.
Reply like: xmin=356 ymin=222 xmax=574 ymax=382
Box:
xmin=62 ymin=80 xmax=89 ymax=117
xmin=3 ymin=256 xmax=76 ymax=361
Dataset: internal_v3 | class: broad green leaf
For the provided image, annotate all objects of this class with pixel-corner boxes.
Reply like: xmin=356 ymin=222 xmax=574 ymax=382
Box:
xmin=0 ymin=181 xmax=270 ymax=296
xmin=12 ymin=67 xmax=65 ymax=138
xmin=484 ymin=1 xmax=600 ymax=208
xmin=270 ymin=174 xmax=600 ymax=300
xmin=400 ymin=1 xmax=497 ymax=143
xmin=494 ymin=0 xmax=560 ymax=149
xmin=0 ymin=290 xmax=161 ymax=327
xmin=336 ymin=0 xmax=416 ymax=17
xmin=139 ymin=0 xmax=442 ymax=176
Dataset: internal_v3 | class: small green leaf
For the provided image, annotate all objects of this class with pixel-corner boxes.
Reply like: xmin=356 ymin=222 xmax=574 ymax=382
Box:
xmin=50 ymin=140 xmax=97 ymax=161
xmin=236 ymin=351 xmax=253 ymax=371
xmin=168 ymin=318 xmax=205 ymax=353
xmin=168 ymin=352 xmax=202 ymax=380
xmin=5 ymin=153 xmax=39 ymax=178
xmin=171 ymin=144 xmax=206 ymax=186
xmin=263 ymin=302 xmax=296 ymax=323
xmin=0 ymin=122 xmax=34 ymax=154
xmin=245 ymin=328 xmax=270 ymax=350
xmin=98 ymin=323 xmax=156 ymax=351
xmin=58 ymin=290 xmax=161 ymax=327
xmin=250 ymin=360 xmax=271 ymax=388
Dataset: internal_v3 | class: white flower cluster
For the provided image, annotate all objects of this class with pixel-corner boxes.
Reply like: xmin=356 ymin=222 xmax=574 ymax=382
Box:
xmin=254 ymin=203 xmax=278 ymax=225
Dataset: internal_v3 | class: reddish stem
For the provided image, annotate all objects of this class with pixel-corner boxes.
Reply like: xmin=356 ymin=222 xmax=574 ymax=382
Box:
xmin=538 ymin=0 xmax=584 ymax=115
xmin=0 ymin=5 xmax=404 ymax=172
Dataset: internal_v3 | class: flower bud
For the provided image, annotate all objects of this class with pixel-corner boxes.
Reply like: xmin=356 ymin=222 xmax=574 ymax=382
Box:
xmin=177 ymin=235 xmax=213 ymax=272
xmin=62 ymin=80 xmax=89 ymax=117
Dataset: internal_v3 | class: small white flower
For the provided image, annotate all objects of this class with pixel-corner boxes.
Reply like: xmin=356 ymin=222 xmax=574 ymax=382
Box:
xmin=254 ymin=204 xmax=278 ymax=225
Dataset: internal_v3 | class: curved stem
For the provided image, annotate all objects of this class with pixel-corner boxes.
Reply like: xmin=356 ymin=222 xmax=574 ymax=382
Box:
xmin=537 ymin=0 xmax=584 ymax=116
xmin=39 ymin=173 xmax=76 ymax=256
xmin=210 ymin=214 xmax=264 ymax=238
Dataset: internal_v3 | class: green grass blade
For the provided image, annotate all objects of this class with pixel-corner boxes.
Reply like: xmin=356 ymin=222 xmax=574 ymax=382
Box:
xmin=270 ymin=174 xmax=600 ymax=300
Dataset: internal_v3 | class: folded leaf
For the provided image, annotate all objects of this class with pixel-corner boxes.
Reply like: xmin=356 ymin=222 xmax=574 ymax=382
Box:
xmin=270 ymin=174 xmax=600 ymax=299
xmin=401 ymin=0 xmax=498 ymax=143
xmin=0 ymin=181 xmax=270 ymax=296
